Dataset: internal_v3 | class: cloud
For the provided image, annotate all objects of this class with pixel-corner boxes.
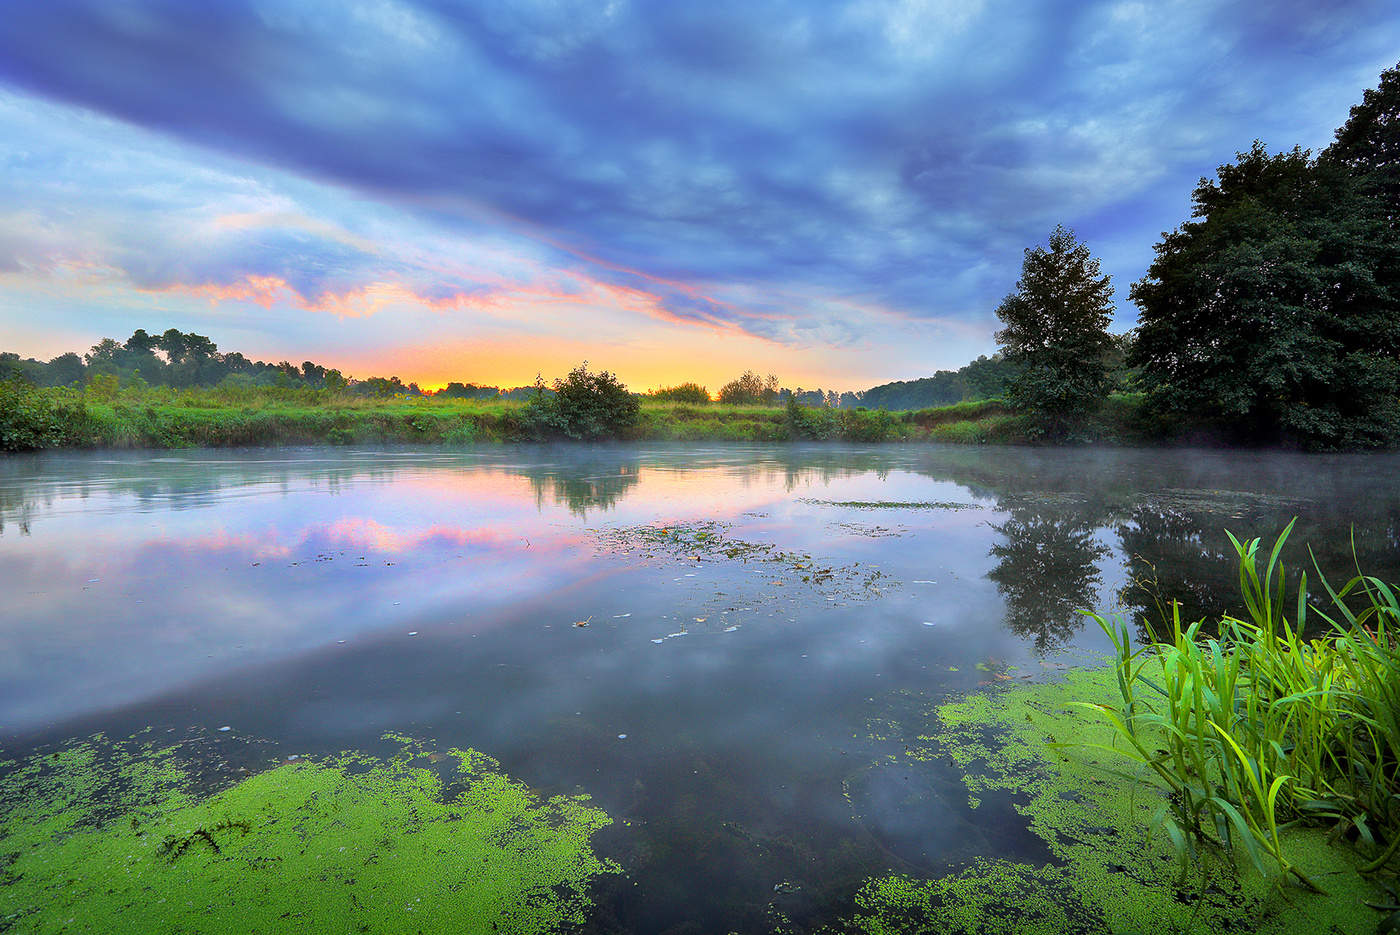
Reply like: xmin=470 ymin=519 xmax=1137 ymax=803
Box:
xmin=0 ymin=0 xmax=1397 ymax=373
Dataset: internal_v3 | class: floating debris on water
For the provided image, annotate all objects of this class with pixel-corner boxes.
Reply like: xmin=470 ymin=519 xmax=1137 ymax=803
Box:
xmin=833 ymin=521 xmax=906 ymax=538
xmin=594 ymin=520 xmax=894 ymax=603
xmin=798 ymin=498 xmax=983 ymax=511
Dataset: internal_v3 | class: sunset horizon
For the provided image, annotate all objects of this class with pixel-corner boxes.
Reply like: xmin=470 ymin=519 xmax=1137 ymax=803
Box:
xmin=3 ymin=2 xmax=1397 ymax=392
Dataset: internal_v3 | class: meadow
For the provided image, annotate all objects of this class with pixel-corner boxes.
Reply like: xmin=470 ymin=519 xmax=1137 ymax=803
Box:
xmin=2 ymin=379 xmax=1133 ymax=450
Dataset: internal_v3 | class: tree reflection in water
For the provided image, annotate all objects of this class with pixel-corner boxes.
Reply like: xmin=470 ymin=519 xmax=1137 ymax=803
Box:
xmin=987 ymin=498 xmax=1110 ymax=652
xmin=521 ymin=462 xmax=641 ymax=518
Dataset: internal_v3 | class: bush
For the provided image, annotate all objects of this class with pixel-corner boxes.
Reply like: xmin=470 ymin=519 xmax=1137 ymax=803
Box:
xmin=521 ymin=364 xmax=640 ymax=440
xmin=717 ymin=370 xmax=779 ymax=405
xmin=784 ymin=398 xmax=900 ymax=441
xmin=649 ymin=382 xmax=711 ymax=404
xmin=0 ymin=379 xmax=89 ymax=451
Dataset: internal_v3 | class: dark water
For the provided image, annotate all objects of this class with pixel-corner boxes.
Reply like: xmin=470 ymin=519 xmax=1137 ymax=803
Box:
xmin=2 ymin=444 xmax=1398 ymax=932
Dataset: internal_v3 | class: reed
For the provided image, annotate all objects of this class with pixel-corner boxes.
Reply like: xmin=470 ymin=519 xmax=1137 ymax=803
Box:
xmin=1081 ymin=520 xmax=1399 ymax=889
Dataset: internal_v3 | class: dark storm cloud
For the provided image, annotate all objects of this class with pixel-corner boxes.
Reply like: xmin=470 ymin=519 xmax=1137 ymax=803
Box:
xmin=0 ymin=0 xmax=1396 ymax=335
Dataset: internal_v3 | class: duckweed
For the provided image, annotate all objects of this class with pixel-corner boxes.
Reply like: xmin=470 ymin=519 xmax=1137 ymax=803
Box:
xmin=0 ymin=734 xmax=619 ymax=934
xmin=836 ymin=665 xmax=1385 ymax=934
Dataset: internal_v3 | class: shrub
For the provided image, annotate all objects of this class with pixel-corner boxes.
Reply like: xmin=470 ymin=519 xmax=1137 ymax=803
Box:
xmin=0 ymin=379 xmax=88 ymax=451
xmin=717 ymin=370 xmax=779 ymax=405
xmin=521 ymin=364 xmax=640 ymax=440
xmin=649 ymin=382 xmax=710 ymax=404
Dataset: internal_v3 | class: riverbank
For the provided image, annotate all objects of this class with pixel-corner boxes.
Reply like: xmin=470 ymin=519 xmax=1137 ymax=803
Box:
xmin=1 ymin=382 xmax=1152 ymax=450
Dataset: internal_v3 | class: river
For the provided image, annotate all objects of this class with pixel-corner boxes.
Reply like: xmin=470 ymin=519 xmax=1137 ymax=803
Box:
xmin=1 ymin=443 xmax=1397 ymax=932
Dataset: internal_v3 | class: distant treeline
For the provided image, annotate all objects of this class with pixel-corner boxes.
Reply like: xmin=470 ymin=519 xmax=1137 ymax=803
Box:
xmin=2 ymin=328 xmax=1035 ymax=409
xmin=0 ymin=328 xmax=543 ymax=400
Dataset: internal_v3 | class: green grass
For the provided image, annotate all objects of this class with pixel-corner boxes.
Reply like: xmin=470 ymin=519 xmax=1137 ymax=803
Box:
xmin=1082 ymin=521 xmax=1400 ymax=890
xmin=1 ymin=380 xmax=1151 ymax=450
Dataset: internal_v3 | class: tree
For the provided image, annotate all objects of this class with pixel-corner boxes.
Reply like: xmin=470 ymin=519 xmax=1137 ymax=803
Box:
xmin=124 ymin=328 xmax=158 ymax=356
xmin=45 ymin=353 xmax=85 ymax=387
xmin=994 ymin=226 xmax=1115 ymax=437
xmin=1131 ymin=137 xmax=1400 ymax=448
xmin=521 ymin=363 xmax=640 ymax=440
xmin=1323 ymin=61 xmax=1400 ymax=202
xmin=158 ymin=328 xmax=189 ymax=364
xmin=717 ymin=370 xmax=774 ymax=405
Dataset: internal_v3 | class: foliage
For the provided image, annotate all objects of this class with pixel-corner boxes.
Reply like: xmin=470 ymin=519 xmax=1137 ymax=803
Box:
xmin=855 ymin=355 xmax=1018 ymax=410
xmin=0 ymin=378 xmax=89 ymax=451
xmin=1083 ymin=521 xmax=1400 ymax=889
xmin=716 ymin=370 xmax=779 ymax=405
xmin=1132 ymin=66 xmax=1400 ymax=450
xmin=649 ymin=382 xmax=711 ymax=403
xmin=0 ymin=379 xmax=1098 ymax=450
xmin=439 ymin=380 xmax=506 ymax=400
xmin=1323 ymin=61 xmax=1400 ymax=203
xmin=520 ymin=363 xmax=641 ymax=440
xmin=995 ymin=226 xmax=1116 ymax=439
xmin=783 ymin=397 xmax=898 ymax=441
xmin=84 ymin=372 xmax=119 ymax=401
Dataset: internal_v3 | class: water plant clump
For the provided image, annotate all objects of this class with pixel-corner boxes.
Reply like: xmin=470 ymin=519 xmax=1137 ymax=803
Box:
xmin=0 ymin=733 xmax=619 ymax=934
xmin=597 ymin=520 xmax=893 ymax=600
xmin=1082 ymin=520 xmax=1400 ymax=889
xmin=797 ymin=498 xmax=984 ymax=511
xmin=833 ymin=662 xmax=1384 ymax=934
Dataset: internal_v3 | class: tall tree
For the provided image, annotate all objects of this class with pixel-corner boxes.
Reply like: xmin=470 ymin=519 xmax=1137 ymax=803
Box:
xmin=994 ymin=226 xmax=1115 ymax=438
xmin=1132 ymin=136 xmax=1399 ymax=448
xmin=1323 ymin=61 xmax=1400 ymax=201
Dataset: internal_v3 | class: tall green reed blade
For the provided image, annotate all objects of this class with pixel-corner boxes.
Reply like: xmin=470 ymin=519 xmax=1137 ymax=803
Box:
xmin=1075 ymin=519 xmax=1398 ymax=892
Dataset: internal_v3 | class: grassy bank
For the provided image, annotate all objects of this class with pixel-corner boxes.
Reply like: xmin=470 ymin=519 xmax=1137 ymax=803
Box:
xmin=0 ymin=380 xmax=1157 ymax=451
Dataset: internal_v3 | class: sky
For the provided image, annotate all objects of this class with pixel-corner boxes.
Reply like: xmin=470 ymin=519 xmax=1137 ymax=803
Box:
xmin=0 ymin=1 xmax=1397 ymax=392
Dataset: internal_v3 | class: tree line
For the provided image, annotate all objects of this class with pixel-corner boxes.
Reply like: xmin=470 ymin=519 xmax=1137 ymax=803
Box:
xmin=995 ymin=62 xmax=1400 ymax=449
xmin=0 ymin=327 xmax=546 ymax=400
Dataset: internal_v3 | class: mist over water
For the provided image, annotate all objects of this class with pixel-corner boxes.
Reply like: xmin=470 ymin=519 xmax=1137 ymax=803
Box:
xmin=3 ymin=444 xmax=1398 ymax=931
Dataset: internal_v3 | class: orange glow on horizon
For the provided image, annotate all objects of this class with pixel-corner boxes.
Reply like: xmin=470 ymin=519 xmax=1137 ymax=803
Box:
xmin=345 ymin=331 xmax=914 ymax=395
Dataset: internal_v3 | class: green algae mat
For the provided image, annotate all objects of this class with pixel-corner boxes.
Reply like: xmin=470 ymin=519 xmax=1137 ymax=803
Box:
xmin=0 ymin=734 xmax=618 ymax=934
xmin=826 ymin=663 xmax=1391 ymax=935
xmin=2 ymin=672 xmax=1392 ymax=934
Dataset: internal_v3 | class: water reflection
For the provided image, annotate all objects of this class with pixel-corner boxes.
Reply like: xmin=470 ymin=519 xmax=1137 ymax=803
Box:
xmin=987 ymin=499 xmax=1110 ymax=652
xmin=521 ymin=461 xmax=641 ymax=517
xmin=5 ymin=445 xmax=1400 ymax=933
xmin=5 ymin=451 xmax=1396 ymax=730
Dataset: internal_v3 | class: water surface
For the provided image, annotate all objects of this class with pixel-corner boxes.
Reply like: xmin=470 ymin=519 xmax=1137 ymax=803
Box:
xmin=2 ymin=443 xmax=1397 ymax=931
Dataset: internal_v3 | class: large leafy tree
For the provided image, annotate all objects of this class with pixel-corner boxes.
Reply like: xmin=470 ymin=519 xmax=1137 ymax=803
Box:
xmin=994 ymin=226 xmax=1116 ymax=438
xmin=1131 ymin=65 xmax=1400 ymax=450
